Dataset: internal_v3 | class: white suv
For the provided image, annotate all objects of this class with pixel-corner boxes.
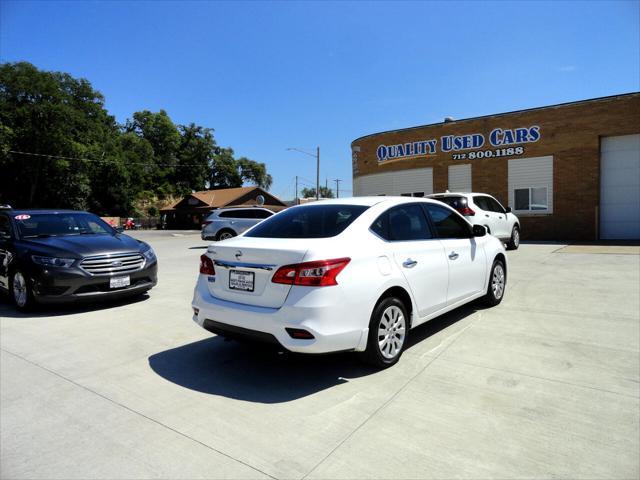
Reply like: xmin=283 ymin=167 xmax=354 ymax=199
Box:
xmin=428 ymin=193 xmax=520 ymax=250
xmin=201 ymin=207 xmax=274 ymax=241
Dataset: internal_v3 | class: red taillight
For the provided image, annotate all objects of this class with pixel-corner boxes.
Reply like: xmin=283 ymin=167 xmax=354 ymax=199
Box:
xmin=458 ymin=206 xmax=475 ymax=216
xmin=285 ymin=328 xmax=315 ymax=339
xmin=272 ymin=258 xmax=351 ymax=287
xmin=199 ymin=254 xmax=215 ymax=275
xmin=272 ymin=265 xmax=297 ymax=284
xmin=201 ymin=220 xmax=213 ymax=228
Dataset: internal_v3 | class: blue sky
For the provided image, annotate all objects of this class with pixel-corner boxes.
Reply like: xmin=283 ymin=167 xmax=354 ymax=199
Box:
xmin=1 ymin=0 xmax=638 ymax=200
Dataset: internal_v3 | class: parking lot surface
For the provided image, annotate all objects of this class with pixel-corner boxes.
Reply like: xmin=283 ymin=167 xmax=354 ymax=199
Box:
xmin=1 ymin=231 xmax=638 ymax=479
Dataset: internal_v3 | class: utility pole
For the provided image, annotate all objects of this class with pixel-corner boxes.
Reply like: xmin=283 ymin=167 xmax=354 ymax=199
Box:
xmin=295 ymin=176 xmax=298 ymax=205
xmin=334 ymin=178 xmax=342 ymax=198
xmin=286 ymin=147 xmax=320 ymax=201
xmin=316 ymin=147 xmax=320 ymax=200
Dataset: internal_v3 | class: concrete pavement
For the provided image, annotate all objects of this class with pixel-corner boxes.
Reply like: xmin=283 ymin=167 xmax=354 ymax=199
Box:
xmin=1 ymin=232 xmax=638 ymax=479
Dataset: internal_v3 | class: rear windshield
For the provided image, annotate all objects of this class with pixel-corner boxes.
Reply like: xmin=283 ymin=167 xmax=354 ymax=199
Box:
xmin=245 ymin=204 xmax=368 ymax=239
xmin=14 ymin=213 xmax=113 ymax=238
xmin=432 ymin=196 xmax=467 ymax=210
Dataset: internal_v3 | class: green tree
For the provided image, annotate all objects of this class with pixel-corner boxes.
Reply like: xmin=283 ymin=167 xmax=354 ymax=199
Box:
xmin=174 ymin=123 xmax=217 ymax=193
xmin=0 ymin=62 xmax=274 ymax=214
xmin=124 ymin=110 xmax=181 ymax=196
xmin=210 ymin=147 xmax=273 ymax=190
xmin=0 ymin=62 xmax=121 ymax=209
xmin=301 ymin=186 xmax=334 ymax=198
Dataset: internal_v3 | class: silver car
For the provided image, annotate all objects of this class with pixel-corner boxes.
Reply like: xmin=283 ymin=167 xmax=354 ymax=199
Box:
xmin=201 ymin=207 xmax=275 ymax=241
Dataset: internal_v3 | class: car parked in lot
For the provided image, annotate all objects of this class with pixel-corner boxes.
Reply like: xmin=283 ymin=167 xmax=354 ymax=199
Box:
xmin=0 ymin=208 xmax=158 ymax=310
xmin=428 ymin=192 xmax=520 ymax=250
xmin=191 ymin=197 xmax=507 ymax=368
xmin=201 ymin=207 xmax=274 ymax=241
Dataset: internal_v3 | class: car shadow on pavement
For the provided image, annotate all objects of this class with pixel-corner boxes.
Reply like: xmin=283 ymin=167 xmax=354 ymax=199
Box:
xmin=148 ymin=303 xmax=482 ymax=403
xmin=0 ymin=293 xmax=151 ymax=319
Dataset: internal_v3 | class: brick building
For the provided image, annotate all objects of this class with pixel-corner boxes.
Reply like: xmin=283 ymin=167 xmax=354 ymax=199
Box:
xmin=351 ymin=93 xmax=640 ymax=241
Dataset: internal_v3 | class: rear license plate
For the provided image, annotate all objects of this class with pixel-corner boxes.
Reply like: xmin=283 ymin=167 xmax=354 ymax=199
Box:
xmin=110 ymin=275 xmax=130 ymax=289
xmin=229 ymin=270 xmax=254 ymax=292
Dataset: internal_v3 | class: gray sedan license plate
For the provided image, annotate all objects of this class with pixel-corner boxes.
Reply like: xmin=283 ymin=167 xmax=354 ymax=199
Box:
xmin=110 ymin=275 xmax=130 ymax=289
xmin=229 ymin=270 xmax=254 ymax=292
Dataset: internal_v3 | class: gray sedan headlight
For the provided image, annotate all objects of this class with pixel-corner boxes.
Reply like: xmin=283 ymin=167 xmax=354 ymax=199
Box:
xmin=32 ymin=256 xmax=75 ymax=268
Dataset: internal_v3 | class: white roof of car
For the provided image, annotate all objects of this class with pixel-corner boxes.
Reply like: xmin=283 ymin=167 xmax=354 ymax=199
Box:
xmin=296 ymin=196 xmax=442 ymax=207
xmin=429 ymin=192 xmax=492 ymax=197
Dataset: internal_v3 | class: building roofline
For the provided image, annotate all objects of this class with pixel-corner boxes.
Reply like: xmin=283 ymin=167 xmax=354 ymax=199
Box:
xmin=351 ymin=92 xmax=640 ymax=145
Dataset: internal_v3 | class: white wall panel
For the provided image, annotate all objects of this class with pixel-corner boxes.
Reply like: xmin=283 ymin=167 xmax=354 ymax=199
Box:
xmin=354 ymin=168 xmax=433 ymax=197
xmin=448 ymin=164 xmax=472 ymax=192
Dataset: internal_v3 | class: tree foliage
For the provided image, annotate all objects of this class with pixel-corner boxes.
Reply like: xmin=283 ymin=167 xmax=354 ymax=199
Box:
xmin=301 ymin=186 xmax=334 ymax=198
xmin=0 ymin=62 xmax=273 ymax=215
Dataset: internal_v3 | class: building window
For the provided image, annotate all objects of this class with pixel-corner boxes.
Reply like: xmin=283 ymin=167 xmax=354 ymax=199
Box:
xmin=508 ymin=156 xmax=553 ymax=214
xmin=514 ymin=187 xmax=548 ymax=212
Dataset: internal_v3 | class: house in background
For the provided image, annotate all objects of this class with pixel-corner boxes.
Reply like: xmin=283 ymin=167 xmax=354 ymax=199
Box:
xmin=160 ymin=187 xmax=287 ymax=229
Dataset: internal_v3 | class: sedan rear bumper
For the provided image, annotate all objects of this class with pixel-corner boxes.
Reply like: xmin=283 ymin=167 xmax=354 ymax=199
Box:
xmin=191 ymin=275 xmax=369 ymax=354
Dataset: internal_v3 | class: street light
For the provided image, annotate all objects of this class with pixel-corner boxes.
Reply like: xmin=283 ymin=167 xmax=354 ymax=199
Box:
xmin=286 ymin=147 xmax=320 ymax=200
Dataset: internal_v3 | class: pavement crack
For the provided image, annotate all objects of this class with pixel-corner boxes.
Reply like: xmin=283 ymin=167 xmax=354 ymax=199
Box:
xmin=1 ymin=348 xmax=278 ymax=480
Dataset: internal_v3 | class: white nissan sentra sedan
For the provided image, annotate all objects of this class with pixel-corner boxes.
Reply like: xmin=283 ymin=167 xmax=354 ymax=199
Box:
xmin=191 ymin=197 xmax=507 ymax=368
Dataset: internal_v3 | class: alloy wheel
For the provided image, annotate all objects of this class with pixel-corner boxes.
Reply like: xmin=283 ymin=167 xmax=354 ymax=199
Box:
xmin=12 ymin=272 xmax=28 ymax=307
xmin=492 ymin=264 xmax=505 ymax=300
xmin=378 ymin=305 xmax=406 ymax=359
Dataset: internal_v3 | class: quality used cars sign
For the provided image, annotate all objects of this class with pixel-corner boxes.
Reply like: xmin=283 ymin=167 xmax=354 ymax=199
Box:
xmin=376 ymin=125 xmax=541 ymax=162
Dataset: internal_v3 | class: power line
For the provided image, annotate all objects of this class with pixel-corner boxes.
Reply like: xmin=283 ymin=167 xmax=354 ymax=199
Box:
xmin=7 ymin=150 xmax=214 ymax=168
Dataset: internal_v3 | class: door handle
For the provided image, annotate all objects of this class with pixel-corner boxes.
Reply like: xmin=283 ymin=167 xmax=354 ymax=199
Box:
xmin=402 ymin=259 xmax=418 ymax=268
xmin=485 ymin=214 xmax=490 ymax=218
xmin=449 ymin=251 xmax=459 ymax=260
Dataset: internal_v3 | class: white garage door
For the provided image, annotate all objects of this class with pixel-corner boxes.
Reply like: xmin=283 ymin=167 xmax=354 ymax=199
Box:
xmin=600 ymin=134 xmax=640 ymax=239
xmin=354 ymin=168 xmax=433 ymax=197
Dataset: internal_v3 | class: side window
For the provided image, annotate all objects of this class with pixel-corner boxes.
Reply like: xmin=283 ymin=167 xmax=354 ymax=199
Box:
xmin=487 ymin=197 xmax=506 ymax=213
xmin=425 ymin=204 xmax=472 ymax=239
xmin=473 ymin=196 xmax=490 ymax=211
xmin=382 ymin=204 xmax=433 ymax=241
xmin=0 ymin=216 xmax=11 ymax=238
xmin=370 ymin=212 xmax=389 ymax=239
xmin=254 ymin=210 xmax=273 ymax=219
xmin=221 ymin=210 xmax=252 ymax=219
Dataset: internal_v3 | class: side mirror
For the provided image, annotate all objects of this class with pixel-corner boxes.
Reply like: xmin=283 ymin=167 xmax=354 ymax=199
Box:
xmin=505 ymin=207 xmax=512 ymax=213
xmin=472 ymin=224 xmax=487 ymax=237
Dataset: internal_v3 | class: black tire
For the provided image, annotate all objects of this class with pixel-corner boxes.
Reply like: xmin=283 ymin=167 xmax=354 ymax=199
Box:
xmin=506 ymin=225 xmax=520 ymax=250
xmin=10 ymin=270 xmax=35 ymax=311
xmin=481 ymin=259 xmax=506 ymax=307
xmin=361 ymin=296 xmax=409 ymax=368
xmin=216 ymin=229 xmax=236 ymax=241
